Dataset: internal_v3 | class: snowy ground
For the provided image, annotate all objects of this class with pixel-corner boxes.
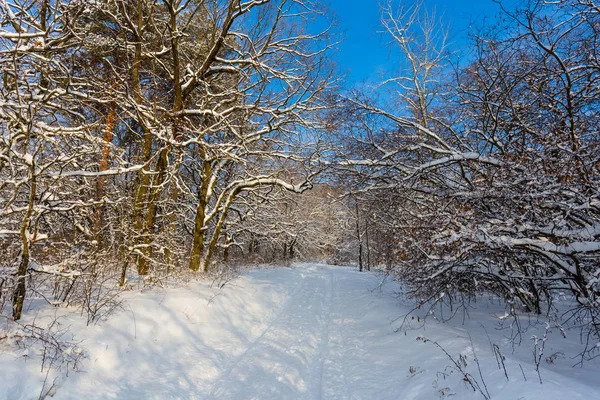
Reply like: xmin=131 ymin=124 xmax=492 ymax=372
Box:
xmin=1 ymin=264 xmax=599 ymax=399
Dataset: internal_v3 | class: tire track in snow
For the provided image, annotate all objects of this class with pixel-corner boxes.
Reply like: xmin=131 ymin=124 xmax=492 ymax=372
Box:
xmin=208 ymin=266 xmax=333 ymax=400
xmin=320 ymin=267 xmax=371 ymax=400
xmin=314 ymin=268 xmax=335 ymax=400
xmin=207 ymin=273 xmax=309 ymax=397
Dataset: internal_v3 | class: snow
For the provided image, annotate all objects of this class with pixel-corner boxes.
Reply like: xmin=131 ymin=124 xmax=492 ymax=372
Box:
xmin=1 ymin=264 xmax=599 ymax=399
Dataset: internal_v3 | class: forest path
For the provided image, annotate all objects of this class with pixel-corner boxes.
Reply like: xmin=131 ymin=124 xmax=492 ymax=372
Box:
xmin=208 ymin=266 xmax=335 ymax=399
xmin=205 ymin=264 xmax=417 ymax=400
xmin=7 ymin=264 xmax=597 ymax=400
xmin=45 ymin=264 xmax=405 ymax=400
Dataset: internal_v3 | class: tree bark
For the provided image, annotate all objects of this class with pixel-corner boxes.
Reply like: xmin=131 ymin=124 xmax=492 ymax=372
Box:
xmin=13 ymin=162 xmax=36 ymax=320
xmin=355 ymin=202 xmax=363 ymax=272
xmin=94 ymin=101 xmax=116 ymax=248
xmin=203 ymin=187 xmax=240 ymax=272
xmin=189 ymin=160 xmax=212 ymax=271
xmin=137 ymin=147 xmax=169 ymax=275
xmin=365 ymin=213 xmax=371 ymax=271
xmin=131 ymin=0 xmax=153 ymax=250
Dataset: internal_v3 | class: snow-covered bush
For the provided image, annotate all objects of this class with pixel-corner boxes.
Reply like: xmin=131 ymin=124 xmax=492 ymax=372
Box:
xmin=338 ymin=0 xmax=600 ymax=359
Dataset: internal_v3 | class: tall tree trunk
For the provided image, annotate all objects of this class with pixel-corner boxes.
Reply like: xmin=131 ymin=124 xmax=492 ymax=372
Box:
xmin=355 ymin=202 xmax=363 ymax=272
xmin=94 ymin=102 xmax=116 ymax=248
xmin=203 ymin=193 xmax=235 ymax=272
xmin=365 ymin=213 xmax=371 ymax=271
xmin=249 ymin=234 xmax=255 ymax=255
xmin=223 ymin=229 xmax=232 ymax=265
xmin=13 ymin=163 xmax=36 ymax=320
xmin=137 ymin=0 xmax=183 ymax=275
xmin=189 ymin=160 xmax=212 ymax=271
xmin=131 ymin=0 xmax=153 ymax=250
xmin=119 ymin=251 xmax=128 ymax=287
xmin=164 ymin=181 xmax=179 ymax=273
xmin=289 ymin=238 xmax=296 ymax=260
xmin=137 ymin=147 xmax=169 ymax=275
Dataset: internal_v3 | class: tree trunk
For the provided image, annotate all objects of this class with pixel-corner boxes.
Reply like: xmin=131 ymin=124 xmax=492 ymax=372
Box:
xmin=355 ymin=202 xmax=363 ymax=272
xmin=131 ymin=0 xmax=153 ymax=252
xmin=189 ymin=160 xmax=212 ymax=272
xmin=223 ymin=229 xmax=232 ymax=265
xmin=13 ymin=163 xmax=36 ymax=320
xmin=203 ymin=192 xmax=236 ymax=272
xmin=119 ymin=256 xmax=128 ymax=287
xmin=12 ymin=252 xmax=29 ymax=321
xmin=365 ymin=214 xmax=371 ymax=271
xmin=136 ymin=0 xmax=185 ymax=275
xmin=289 ymin=238 xmax=296 ymax=260
xmin=94 ymin=101 xmax=116 ymax=248
xmin=137 ymin=147 xmax=169 ymax=275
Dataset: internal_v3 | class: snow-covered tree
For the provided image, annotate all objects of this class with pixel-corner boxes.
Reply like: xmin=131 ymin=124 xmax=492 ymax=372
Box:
xmin=338 ymin=0 xmax=600 ymax=353
xmin=0 ymin=0 xmax=337 ymax=320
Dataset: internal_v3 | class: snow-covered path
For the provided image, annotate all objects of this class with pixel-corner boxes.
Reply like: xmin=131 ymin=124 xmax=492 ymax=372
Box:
xmin=209 ymin=268 xmax=334 ymax=399
xmin=2 ymin=264 xmax=599 ymax=399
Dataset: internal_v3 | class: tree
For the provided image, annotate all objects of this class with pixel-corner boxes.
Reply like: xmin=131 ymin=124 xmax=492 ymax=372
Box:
xmin=0 ymin=0 xmax=337 ymax=320
xmin=337 ymin=0 xmax=600 ymax=357
xmin=0 ymin=0 xmax=127 ymax=319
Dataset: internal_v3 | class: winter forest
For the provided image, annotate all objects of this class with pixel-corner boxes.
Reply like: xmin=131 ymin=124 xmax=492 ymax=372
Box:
xmin=1 ymin=0 xmax=600 ymax=399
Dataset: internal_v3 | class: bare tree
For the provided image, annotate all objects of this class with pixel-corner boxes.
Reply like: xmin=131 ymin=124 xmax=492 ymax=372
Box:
xmin=0 ymin=0 xmax=337 ymax=321
xmin=337 ymin=0 xmax=600 ymax=357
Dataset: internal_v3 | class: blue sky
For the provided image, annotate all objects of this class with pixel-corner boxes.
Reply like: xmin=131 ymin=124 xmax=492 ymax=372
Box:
xmin=327 ymin=0 xmax=511 ymax=83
